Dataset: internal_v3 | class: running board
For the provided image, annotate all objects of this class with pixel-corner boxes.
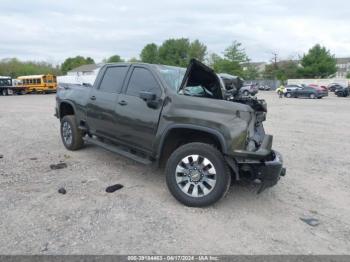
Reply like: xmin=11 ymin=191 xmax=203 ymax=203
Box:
xmin=83 ymin=136 xmax=153 ymax=165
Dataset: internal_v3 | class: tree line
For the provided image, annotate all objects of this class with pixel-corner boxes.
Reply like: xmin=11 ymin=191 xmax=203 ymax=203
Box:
xmin=0 ymin=39 xmax=341 ymax=80
xmin=0 ymin=58 xmax=61 ymax=78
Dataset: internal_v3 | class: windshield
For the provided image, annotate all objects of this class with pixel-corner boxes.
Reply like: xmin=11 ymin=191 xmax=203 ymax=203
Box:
xmin=0 ymin=79 xmax=11 ymax=86
xmin=153 ymin=65 xmax=186 ymax=91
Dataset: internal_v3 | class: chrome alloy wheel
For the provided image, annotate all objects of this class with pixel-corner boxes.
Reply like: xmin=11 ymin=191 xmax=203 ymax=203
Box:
xmin=62 ymin=121 xmax=73 ymax=145
xmin=175 ymin=154 xmax=217 ymax=197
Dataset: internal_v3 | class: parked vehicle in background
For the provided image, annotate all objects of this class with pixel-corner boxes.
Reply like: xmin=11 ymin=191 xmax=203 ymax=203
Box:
xmin=285 ymin=84 xmax=303 ymax=92
xmin=328 ymin=83 xmax=344 ymax=92
xmin=55 ymin=59 xmax=285 ymax=207
xmin=308 ymin=84 xmax=328 ymax=97
xmin=17 ymin=74 xmax=57 ymax=94
xmin=335 ymin=86 xmax=350 ymax=97
xmin=0 ymin=76 xmax=26 ymax=96
xmin=258 ymin=84 xmax=271 ymax=91
xmin=309 ymin=84 xmax=328 ymax=93
xmin=284 ymin=86 xmax=327 ymax=99
xmin=240 ymin=83 xmax=258 ymax=96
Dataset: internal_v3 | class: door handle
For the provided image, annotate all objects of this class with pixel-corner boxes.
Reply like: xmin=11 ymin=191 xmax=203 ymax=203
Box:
xmin=118 ymin=100 xmax=128 ymax=106
xmin=90 ymin=96 xmax=96 ymax=100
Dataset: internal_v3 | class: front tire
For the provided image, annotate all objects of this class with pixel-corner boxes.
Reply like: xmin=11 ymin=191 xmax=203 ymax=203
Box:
xmin=285 ymin=92 xmax=292 ymax=98
xmin=165 ymin=142 xmax=231 ymax=207
xmin=310 ymin=93 xmax=316 ymax=99
xmin=243 ymin=90 xmax=249 ymax=96
xmin=60 ymin=115 xmax=84 ymax=150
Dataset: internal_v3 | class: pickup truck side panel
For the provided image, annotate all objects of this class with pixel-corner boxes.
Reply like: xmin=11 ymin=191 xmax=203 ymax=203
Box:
xmin=57 ymin=63 xmax=256 ymax=160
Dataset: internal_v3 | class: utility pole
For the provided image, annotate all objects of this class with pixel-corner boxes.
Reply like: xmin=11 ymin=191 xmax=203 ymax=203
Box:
xmin=272 ymin=52 xmax=278 ymax=69
xmin=271 ymin=52 xmax=278 ymax=88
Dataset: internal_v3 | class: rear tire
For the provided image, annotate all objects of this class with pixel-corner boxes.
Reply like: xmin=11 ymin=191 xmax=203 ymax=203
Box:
xmin=60 ymin=115 xmax=84 ymax=150
xmin=310 ymin=93 xmax=316 ymax=99
xmin=165 ymin=142 xmax=231 ymax=207
xmin=243 ymin=90 xmax=249 ymax=96
xmin=2 ymin=89 xmax=8 ymax=96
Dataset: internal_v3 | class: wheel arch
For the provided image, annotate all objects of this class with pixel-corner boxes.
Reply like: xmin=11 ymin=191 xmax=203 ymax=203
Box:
xmin=59 ymin=100 xmax=76 ymax=119
xmin=156 ymin=124 xmax=228 ymax=167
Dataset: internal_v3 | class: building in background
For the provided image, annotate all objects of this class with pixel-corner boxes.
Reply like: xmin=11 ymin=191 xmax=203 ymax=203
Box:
xmin=241 ymin=62 xmax=267 ymax=73
xmin=335 ymin=58 xmax=350 ymax=78
xmin=58 ymin=64 xmax=102 ymax=85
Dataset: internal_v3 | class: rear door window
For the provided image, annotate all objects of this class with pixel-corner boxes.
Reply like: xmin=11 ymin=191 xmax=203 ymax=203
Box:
xmin=99 ymin=66 xmax=128 ymax=93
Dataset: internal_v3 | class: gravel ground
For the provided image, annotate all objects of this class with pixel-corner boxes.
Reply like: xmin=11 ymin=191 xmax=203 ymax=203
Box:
xmin=0 ymin=92 xmax=349 ymax=255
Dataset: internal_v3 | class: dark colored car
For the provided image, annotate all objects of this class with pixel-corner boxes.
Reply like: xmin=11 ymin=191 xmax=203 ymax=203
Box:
xmin=55 ymin=59 xmax=285 ymax=207
xmin=328 ymin=83 xmax=344 ymax=92
xmin=285 ymin=84 xmax=303 ymax=92
xmin=284 ymin=86 xmax=327 ymax=99
xmin=335 ymin=86 xmax=350 ymax=97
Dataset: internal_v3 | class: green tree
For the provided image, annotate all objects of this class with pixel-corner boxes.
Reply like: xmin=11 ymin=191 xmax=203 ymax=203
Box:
xmin=346 ymin=72 xmax=350 ymax=78
xmin=128 ymin=57 xmax=140 ymax=63
xmin=298 ymin=44 xmax=336 ymax=78
xmin=223 ymin=41 xmax=248 ymax=63
xmin=105 ymin=55 xmax=124 ymax=63
xmin=207 ymin=41 xmax=248 ymax=77
xmin=263 ymin=60 xmax=300 ymax=81
xmin=61 ymin=56 xmax=95 ymax=74
xmin=0 ymin=58 xmax=61 ymax=78
xmin=208 ymin=53 xmax=243 ymax=76
xmin=140 ymin=43 xmax=159 ymax=64
xmin=158 ymin=38 xmax=190 ymax=67
xmin=188 ymin=39 xmax=207 ymax=62
xmin=141 ymin=38 xmax=207 ymax=67
xmin=242 ymin=63 xmax=260 ymax=80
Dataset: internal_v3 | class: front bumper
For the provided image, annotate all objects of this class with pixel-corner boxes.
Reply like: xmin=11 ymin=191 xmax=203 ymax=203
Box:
xmin=234 ymin=150 xmax=286 ymax=193
xmin=229 ymin=135 xmax=286 ymax=193
xmin=254 ymin=150 xmax=285 ymax=193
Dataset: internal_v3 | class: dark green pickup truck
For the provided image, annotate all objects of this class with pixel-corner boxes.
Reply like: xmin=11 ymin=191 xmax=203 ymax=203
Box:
xmin=55 ymin=59 xmax=285 ymax=207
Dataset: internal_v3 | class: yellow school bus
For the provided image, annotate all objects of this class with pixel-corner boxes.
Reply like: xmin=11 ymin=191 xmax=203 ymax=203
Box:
xmin=17 ymin=74 xmax=57 ymax=93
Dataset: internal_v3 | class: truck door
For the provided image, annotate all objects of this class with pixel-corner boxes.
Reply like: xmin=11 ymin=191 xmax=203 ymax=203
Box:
xmin=115 ymin=66 xmax=164 ymax=152
xmin=86 ymin=65 xmax=129 ymax=139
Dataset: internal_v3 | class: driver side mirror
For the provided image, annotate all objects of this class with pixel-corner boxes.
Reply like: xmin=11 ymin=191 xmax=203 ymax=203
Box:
xmin=139 ymin=91 xmax=156 ymax=101
xmin=139 ymin=91 xmax=160 ymax=109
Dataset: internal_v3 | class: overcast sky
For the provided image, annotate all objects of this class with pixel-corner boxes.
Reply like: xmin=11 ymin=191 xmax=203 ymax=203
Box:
xmin=1 ymin=0 xmax=349 ymax=64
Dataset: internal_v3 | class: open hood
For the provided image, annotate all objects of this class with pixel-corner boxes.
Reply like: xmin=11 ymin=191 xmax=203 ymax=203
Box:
xmin=179 ymin=59 xmax=223 ymax=99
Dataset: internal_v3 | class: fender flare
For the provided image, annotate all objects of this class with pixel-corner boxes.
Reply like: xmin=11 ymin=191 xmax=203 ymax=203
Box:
xmin=58 ymin=100 xmax=76 ymax=119
xmin=156 ymin=124 xmax=228 ymax=158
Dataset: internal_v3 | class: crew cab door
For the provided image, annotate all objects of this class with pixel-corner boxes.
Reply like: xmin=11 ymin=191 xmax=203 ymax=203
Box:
xmin=86 ymin=65 xmax=129 ymax=139
xmin=114 ymin=65 xmax=164 ymax=152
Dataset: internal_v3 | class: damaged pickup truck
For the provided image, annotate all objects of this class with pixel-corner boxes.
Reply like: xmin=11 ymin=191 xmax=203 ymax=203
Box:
xmin=55 ymin=59 xmax=285 ymax=207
